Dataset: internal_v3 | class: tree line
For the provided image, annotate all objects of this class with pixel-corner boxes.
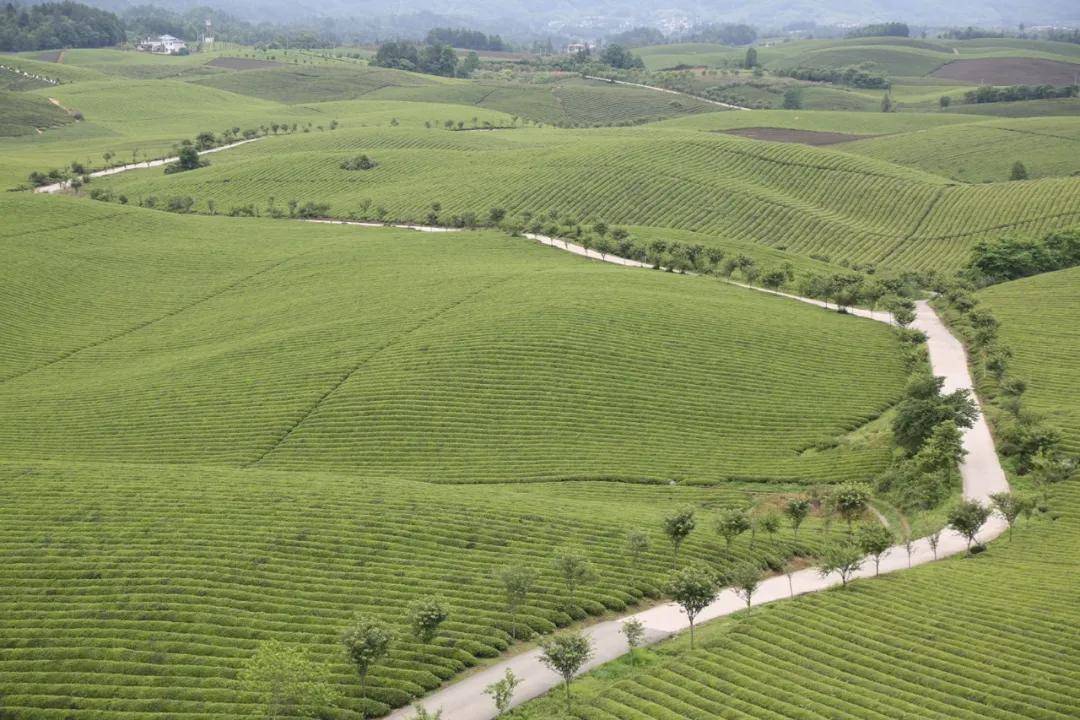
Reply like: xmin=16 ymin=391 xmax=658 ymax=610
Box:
xmin=371 ymin=41 xmax=473 ymax=78
xmin=424 ymin=27 xmax=506 ymax=51
xmin=775 ymin=63 xmax=891 ymax=89
xmin=0 ymin=1 xmax=123 ymax=51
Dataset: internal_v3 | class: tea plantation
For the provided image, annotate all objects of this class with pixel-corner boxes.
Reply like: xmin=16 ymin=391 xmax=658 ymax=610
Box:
xmin=3 ymin=33 xmax=1079 ymax=720
xmin=0 ymin=194 xmax=904 ymax=483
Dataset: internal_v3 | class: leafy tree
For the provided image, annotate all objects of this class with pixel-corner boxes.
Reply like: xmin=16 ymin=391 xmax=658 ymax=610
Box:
xmin=856 ymin=524 xmax=894 ymax=575
xmin=744 ymin=46 xmax=758 ymax=68
xmin=881 ymin=93 xmax=894 ymax=112
xmin=599 ymin=44 xmax=645 ymax=69
xmin=1028 ymin=448 xmax=1077 ymax=502
xmin=165 ymin=145 xmax=206 ymax=174
xmin=759 ymin=511 xmax=781 ymax=542
xmin=782 ymin=87 xmax=803 ymax=109
xmin=728 ymin=563 xmax=762 ymax=611
xmin=340 ymin=615 xmax=393 ymax=698
xmin=1009 ymin=161 xmax=1029 ymax=181
xmin=406 ymin=597 xmax=449 ymax=643
xmin=668 ymin=565 xmax=717 ymax=649
xmin=989 ymin=491 xmax=1026 ymax=542
xmin=947 ymin=499 xmax=991 ymax=551
xmin=496 ymin=566 xmax=537 ymax=639
xmin=939 ymin=95 xmax=952 ymax=108
xmin=892 ymin=375 xmax=978 ymax=455
xmin=621 ymin=618 xmax=646 ymax=663
xmin=483 ymin=668 xmax=521 ymax=717
xmin=829 ymin=481 xmax=873 ymax=533
xmin=340 ymin=154 xmax=377 ymax=171
xmin=408 ymin=706 xmax=443 ymax=720
xmin=553 ymin=548 xmax=597 ymax=607
xmin=488 ymin=207 xmax=507 ymax=224
xmin=239 ymin=639 xmax=337 ymax=720
xmin=626 ymin=529 xmax=650 ymax=569
xmin=716 ymin=507 xmax=751 ymax=548
xmin=902 ymin=532 xmax=915 ymax=567
xmin=662 ymin=506 xmax=695 ymax=569
xmin=761 ymin=268 xmax=788 ymax=293
xmin=819 ymin=542 xmax=864 ymax=588
xmin=784 ymin=497 xmax=811 ymax=539
xmin=539 ymin=632 xmax=594 ymax=711
xmin=927 ymin=528 xmax=942 ymax=560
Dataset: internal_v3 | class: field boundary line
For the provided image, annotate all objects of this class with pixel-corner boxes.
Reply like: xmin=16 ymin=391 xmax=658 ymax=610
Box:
xmin=381 ymin=227 xmax=1010 ymax=720
xmin=245 ymin=272 xmax=524 ymax=467
xmin=0 ymin=252 xmax=304 ymax=385
xmin=583 ymin=75 xmax=752 ymax=111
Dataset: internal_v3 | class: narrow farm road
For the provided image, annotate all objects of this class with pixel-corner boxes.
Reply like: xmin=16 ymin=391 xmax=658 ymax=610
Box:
xmin=387 ymin=231 xmax=1010 ymax=720
xmin=582 ymin=75 xmax=753 ymax=111
xmin=32 ymin=137 xmax=263 ymax=194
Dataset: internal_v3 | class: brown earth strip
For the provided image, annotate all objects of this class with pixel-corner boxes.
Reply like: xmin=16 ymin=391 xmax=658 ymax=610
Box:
xmin=717 ymin=127 xmax=875 ymax=146
xmin=206 ymin=56 xmax=284 ymax=71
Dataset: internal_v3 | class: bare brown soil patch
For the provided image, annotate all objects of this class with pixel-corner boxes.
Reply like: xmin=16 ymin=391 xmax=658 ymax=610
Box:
xmin=718 ymin=127 xmax=873 ymax=146
xmin=931 ymin=58 xmax=1080 ymax=86
xmin=206 ymin=57 xmax=284 ymax=71
xmin=34 ymin=50 xmax=62 ymax=63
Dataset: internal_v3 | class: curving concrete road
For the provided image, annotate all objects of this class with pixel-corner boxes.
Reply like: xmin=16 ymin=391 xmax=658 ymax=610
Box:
xmin=388 ymin=232 xmax=1009 ymax=720
xmin=32 ymin=137 xmax=263 ymax=194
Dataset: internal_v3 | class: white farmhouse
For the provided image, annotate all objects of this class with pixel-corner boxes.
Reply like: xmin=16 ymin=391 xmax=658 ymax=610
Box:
xmin=138 ymin=35 xmax=188 ymax=54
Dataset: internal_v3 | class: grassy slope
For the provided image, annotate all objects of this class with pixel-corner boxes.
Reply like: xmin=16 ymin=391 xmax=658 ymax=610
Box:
xmin=0 ymin=89 xmax=73 ymax=136
xmin=978 ymin=267 xmax=1080 ymax=454
xmin=513 ymin=261 xmax=1080 ymax=720
xmin=0 ymin=194 xmax=905 ymax=484
xmin=515 ymin=482 xmax=1080 ymax=720
xmin=842 ymin=116 xmax=1080 ymax=182
xmin=92 ymin=121 xmax=1080 ymax=272
xmin=0 ymin=460 xmax=825 ymax=720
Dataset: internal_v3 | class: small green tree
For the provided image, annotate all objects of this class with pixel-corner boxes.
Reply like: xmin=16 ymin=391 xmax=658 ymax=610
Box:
xmin=488 ymin=207 xmax=507 ymax=224
xmin=829 ymin=482 xmax=873 ymax=533
xmin=409 ymin=706 xmax=443 ymax=720
xmin=744 ymin=46 xmax=758 ymax=68
xmin=483 ymin=668 xmax=522 ymax=717
xmin=947 ymin=499 xmax=991 ymax=551
xmin=1009 ymin=161 xmax=1028 ymax=181
xmin=782 ymin=87 xmax=802 ymax=109
xmin=728 ymin=563 xmax=762 ymax=611
xmin=759 ymin=511 xmax=781 ymax=542
xmin=784 ymin=498 xmax=812 ymax=539
xmin=856 ymin=524 xmax=894 ymax=575
xmin=626 ymin=529 xmax=650 ymax=570
xmin=621 ymin=618 xmax=646 ymax=664
xmin=716 ymin=507 xmax=751 ymax=548
xmin=939 ymin=95 xmax=951 ymax=108
xmin=989 ymin=491 xmax=1025 ymax=542
xmin=881 ymin=92 xmax=893 ymax=112
xmin=819 ymin=542 xmax=864 ymax=588
xmin=927 ymin=528 xmax=942 ymax=560
xmin=1029 ymin=448 xmax=1077 ymax=502
xmin=239 ymin=639 xmax=337 ymax=720
xmin=668 ymin=565 xmax=716 ymax=649
xmin=553 ymin=548 xmax=597 ymax=607
xmin=902 ymin=532 xmax=915 ymax=568
xmin=663 ymin=506 xmax=696 ymax=569
xmin=406 ymin=597 xmax=449 ymax=643
xmin=340 ymin=615 xmax=393 ymax=699
xmin=539 ymin=632 xmax=594 ymax=711
xmin=496 ymin=566 xmax=538 ymax=640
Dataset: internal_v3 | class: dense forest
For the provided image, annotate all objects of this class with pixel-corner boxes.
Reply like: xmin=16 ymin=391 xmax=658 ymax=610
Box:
xmin=424 ymin=27 xmax=506 ymax=51
xmin=0 ymin=1 xmax=124 ymax=51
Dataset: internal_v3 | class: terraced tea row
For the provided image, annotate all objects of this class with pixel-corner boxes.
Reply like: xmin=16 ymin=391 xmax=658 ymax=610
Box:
xmin=0 ymin=195 xmax=905 ymax=484
xmin=978 ymin=266 xmax=1080 ymax=454
xmin=536 ymin=482 xmax=1080 ymax=720
xmin=0 ymin=461 xmax=825 ymax=719
xmin=93 ymin=124 xmax=1080 ymax=271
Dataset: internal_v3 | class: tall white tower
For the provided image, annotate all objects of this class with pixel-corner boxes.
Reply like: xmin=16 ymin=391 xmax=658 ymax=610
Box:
xmin=203 ymin=18 xmax=214 ymax=49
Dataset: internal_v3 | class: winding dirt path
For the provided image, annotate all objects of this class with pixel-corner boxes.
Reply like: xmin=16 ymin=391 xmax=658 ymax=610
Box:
xmin=583 ymin=75 xmax=752 ymax=111
xmin=384 ymin=229 xmax=1009 ymax=720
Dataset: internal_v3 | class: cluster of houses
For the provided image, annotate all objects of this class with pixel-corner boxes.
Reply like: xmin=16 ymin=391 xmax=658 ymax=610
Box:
xmin=136 ymin=20 xmax=213 ymax=55
xmin=136 ymin=35 xmax=188 ymax=54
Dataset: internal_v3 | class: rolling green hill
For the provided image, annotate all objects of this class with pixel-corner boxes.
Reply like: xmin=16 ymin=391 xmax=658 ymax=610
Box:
xmin=0 ymin=194 xmax=905 ymax=484
xmin=91 ymin=122 xmax=1080 ymax=272
xmin=978 ymin=266 xmax=1080 ymax=454
xmin=842 ymin=116 xmax=1080 ymax=182
xmin=0 ymin=89 xmax=73 ymax=136
xmin=515 ymin=481 xmax=1080 ymax=720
